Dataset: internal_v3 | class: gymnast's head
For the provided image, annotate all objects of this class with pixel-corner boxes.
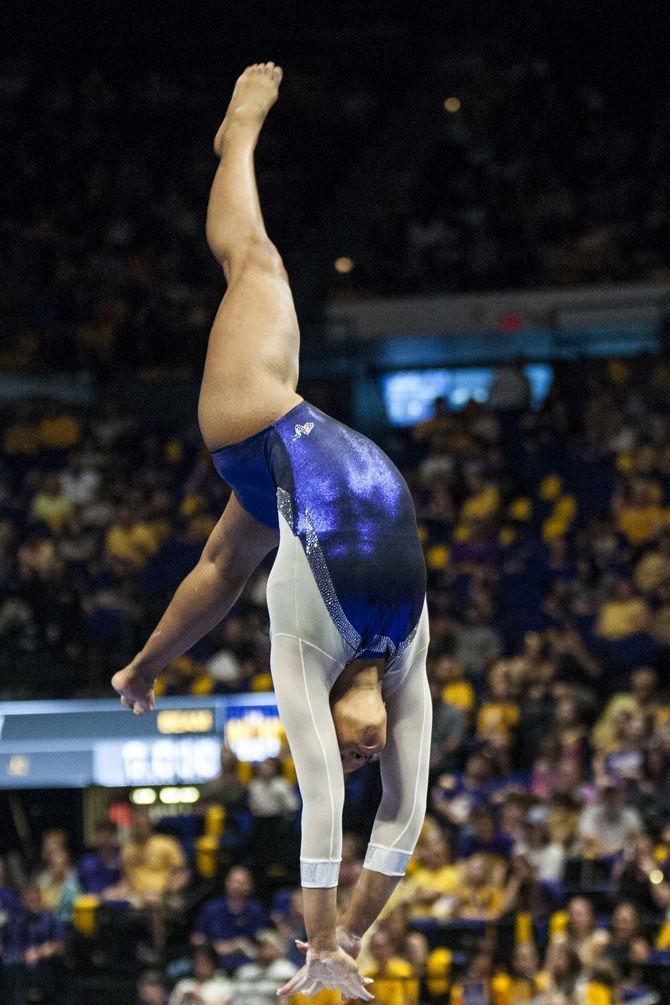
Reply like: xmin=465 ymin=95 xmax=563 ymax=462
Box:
xmin=330 ymin=659 xmax=387 ymax=774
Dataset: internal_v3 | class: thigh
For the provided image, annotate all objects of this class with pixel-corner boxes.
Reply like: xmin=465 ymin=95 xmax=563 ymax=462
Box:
xmin=198 ymin=263 xmax=302 ymax=450
xmin=266 ymin=511 xmax=356 ymax=679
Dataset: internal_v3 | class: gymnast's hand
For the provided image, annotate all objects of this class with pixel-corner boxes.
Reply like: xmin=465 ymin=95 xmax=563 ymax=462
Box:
xmin=276 ymin=945 xmax=373 ymax=1001
xmin=111 ymin=657 xmax=156 ymax=716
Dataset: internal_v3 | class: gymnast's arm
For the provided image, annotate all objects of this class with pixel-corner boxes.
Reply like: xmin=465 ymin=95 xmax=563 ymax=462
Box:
xmin=118 ymin=493 xmax=278 ymax=682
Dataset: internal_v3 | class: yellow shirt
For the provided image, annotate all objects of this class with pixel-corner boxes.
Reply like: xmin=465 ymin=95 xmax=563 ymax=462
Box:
xmin=290 ymin=991 xmax=341 ymax=1005
xmin=38 ymin=415 xmax=81 ymax=449
xmin=596 ymin=598 xmax=647 ymax=639
xmin=30 ymin=493 xmax=73 ymax=534
xmin=404 ymin=864 xmax=461 ymax=919
xmin=106 ymin=522 xmax=158 ymax=567
xmin=121 ymin=834 xmax=185 ymax=895
xmin=477 ymin=702 xmax=519 ymax=741
xmin=442 ymin=680 xmax=475 ymax=717
xmin=363 ymin=958 xmax=417 ymax=1005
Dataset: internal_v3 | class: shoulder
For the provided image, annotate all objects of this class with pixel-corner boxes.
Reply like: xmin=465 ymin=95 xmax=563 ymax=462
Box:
xmin=388 ymin=958 xmax=413 ymax=976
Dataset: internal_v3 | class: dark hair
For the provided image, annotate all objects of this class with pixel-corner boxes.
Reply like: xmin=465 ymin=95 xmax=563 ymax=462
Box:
xmin=137 ymin=969 xmax=166 ymax=989
xmin=94 ymin=819 xmax=117 ymax=834
xmin=193 ymin=942 xmax=218 ymax=967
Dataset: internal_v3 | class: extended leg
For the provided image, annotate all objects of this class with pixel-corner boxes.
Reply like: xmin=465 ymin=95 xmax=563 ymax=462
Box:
xmin=198 ymin=63 xmax=302 ymax=451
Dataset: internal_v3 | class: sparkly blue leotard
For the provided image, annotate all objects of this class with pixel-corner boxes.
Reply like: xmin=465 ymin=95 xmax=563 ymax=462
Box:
xmin=211 ymin=401 xmax=426 ymax=661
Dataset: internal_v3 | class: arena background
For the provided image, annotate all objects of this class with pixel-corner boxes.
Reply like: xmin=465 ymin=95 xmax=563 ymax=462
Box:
xmin=1 ymin=2 xmax=670 ymax=1003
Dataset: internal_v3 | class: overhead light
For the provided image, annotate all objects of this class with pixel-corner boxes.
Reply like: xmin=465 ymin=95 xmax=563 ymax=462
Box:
xmin=334 ymin=256 xmax=354 ymax=274
xmin=443 ymin=97 xmax=461 ymax=113
xmin=159 ymin=786 xmax=200 ymax=804
xmin=130 ymin=788 xmax=157 ymax=805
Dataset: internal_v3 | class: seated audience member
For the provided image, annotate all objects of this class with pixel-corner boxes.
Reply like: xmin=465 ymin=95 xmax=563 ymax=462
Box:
xmin=576 ymin=776 xmax=642 ymax=857
xmin=431 ymin=748 xmax=498 ymax=827
xmin=551 ymin=896 xmax=608 ymax=968
xmin=360 ymin=928 xmax=417 ymax=1005
xmin=595 ymin=578 xmax=649 ymax=640
xmin=271 ymin=888 xmax=306 ymax=967
xmin=107 ymin=808 xmax=189 ymax=956
xmin=456 ymin=804 xmax=514 ymax=869
xmin=169 ymin=943 xmax=232 ymax=1005
xmin=453 ymin=854 xmax=504 ymax=922
xmin=448 ymin=948 xmax=498 ymax=1004
xmin=136 ymin=969 xmax=169 ymax=1005
xmin=78 ymin=819 xmax=122 ymax=894
xmin=198 ymin=747 xmax=249 ymax=823
xmin=541 ymin=943 xmax=583 ymax=1002
xmin=1 ymin=885 xmax=65 ymax=1005
xmin=337 ymin=833 xmax=364 ymax=910
xmin=36 ymin=845 xmax=81 ymax=923
xmin=476 ymin=660 xmax=520 ymax=748
xmin=429 ymin=679 xmax=466 ymax=771
xmin=514 ymin=805 xmax=566 ymax=884
xmin=230 ymin=929 xmax=297 ymax=1005
xmin=192 ymin=865 xmax=266 ymax=974
xmin=402 ymin=833 xmax=460 ymax=920
xmin=602 ymin=902 xmax=650 ymax=976
xmin=0 ymin=856 xmax=21 ymax=919
xmin=503 ymin=941 xmax=548 ymax=1002
xmin=248 ymin=758 xmax=299 ymax=818
xmin=616 ymin=833 xmax=670 ymax=916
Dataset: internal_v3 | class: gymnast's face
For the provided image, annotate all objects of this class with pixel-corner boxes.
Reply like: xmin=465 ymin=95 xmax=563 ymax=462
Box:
xmin=332 ymin=690 xmax=387 ymax=775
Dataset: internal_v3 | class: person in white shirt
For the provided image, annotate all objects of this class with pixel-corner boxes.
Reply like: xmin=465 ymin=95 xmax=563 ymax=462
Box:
xmin=248 ymin=758 xmax=300 ymax=818
xmin=513 ymin=805 xmax=566 ymax=884
xmin=169 ymin=944 xmax=232 ymax=1005
xmin=59 ymin=450 xmax=100 ymax=506
xmin=576 ymin=777 xmax=642 ymax=857
xmin=230 ymin=930 xmax=297 ymax=1005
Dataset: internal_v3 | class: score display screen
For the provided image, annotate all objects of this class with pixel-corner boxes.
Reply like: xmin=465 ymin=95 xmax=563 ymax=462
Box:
xmin=0 ymin=694 xmax=282 ymax=789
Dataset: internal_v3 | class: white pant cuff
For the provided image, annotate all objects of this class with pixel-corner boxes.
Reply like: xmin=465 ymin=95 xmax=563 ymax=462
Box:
xmin=364 ymin=843 xmax=412 ymax=877
xmin=300 ymin=857 xmax=341 ymax=888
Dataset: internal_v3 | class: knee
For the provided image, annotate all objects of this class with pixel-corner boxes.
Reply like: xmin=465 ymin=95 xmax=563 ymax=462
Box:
xmin=209 ymin=231 xmax=287 ymax=283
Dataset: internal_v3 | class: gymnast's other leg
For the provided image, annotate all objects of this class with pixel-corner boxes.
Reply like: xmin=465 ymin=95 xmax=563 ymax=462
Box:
xmin=198 ymin=62 xmax=302 ymax=451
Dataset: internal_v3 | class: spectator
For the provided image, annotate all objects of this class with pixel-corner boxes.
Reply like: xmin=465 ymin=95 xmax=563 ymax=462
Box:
xmin=401 ymin=834 xmax=460 ymax=920
xmin=192 ymin=866 xmax=266 ymax=974
xmin=541 ymin=943 xmax=583 ymax=1002
xmin=110 ymin=808 xmax=189 ymax=958
xmin=616 ymin=834 xmax=670 ymax=916
xmin=551 ymin=897 xmax=608 ymax=969
xmin=229 ymin=930 xmax=297 ymax=1005
xmin=487 ymin=359 xmax=531 ymax=412
xmin=602 ymin=902 xmax=650 ymax=976
xmin=514 ymin=805 xmax=566 ymax=884
xmin=36 ymin=845 xmax=81 ymax=923
xmin=456 ymin=804 xmax=514 ymax=868
xmin=30 ymin=473 xmax=73 ymax=535
xmin=169 ymin=943 xmax=232 ymax=1005
xmin=453 ymin=854 xmax=504 ymax=922
xmin=248 ymin=758 xmax=299 ymax=818
xmin=429 ymin=680 xmax=466 ymax=771
xmin=360 ymin=928 xmax=417 ymax=1005
xmin=136 ymin=970 xmax=169 ymax=1005
xmin=59 ymin=450 xmax=101 ymax=507
xmin=576 ymin=777 xmax=643 ymax=858
xmin=78 ymin=819 xmax=122 ymax=895
xmin=1 ymin=884 xmax=65 ymax=1005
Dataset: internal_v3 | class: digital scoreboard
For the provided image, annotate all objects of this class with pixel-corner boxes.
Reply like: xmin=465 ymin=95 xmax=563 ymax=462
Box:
xmin=0 ymin=693 xmax=282 ymax=789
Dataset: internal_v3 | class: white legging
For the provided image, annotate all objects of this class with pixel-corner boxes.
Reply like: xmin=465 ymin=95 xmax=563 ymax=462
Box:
xmin=267 ymin=512 xmax=431 ymax=888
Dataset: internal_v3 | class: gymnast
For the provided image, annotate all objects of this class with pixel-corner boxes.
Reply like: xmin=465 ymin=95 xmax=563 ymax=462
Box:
xmin=112 ymin=63 xmax=431 ymax=1000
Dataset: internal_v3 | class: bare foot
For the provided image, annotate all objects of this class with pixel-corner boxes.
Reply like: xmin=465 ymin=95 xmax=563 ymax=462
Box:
xmin=111 ymin=662 xmax=156 ymax=716
xmin=214 ymin=62 xmax=283 ymax=156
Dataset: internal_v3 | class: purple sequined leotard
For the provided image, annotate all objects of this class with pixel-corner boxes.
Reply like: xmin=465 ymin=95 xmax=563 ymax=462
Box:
xmin=211 ymin=401 xmax=426 ymax=661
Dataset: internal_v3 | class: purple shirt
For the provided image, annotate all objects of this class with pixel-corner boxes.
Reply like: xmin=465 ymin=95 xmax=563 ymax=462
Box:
xmin=3 ymin=909 xmax=65 ymax=964
xmin=78 ymin=850 xmax=121 ymax=893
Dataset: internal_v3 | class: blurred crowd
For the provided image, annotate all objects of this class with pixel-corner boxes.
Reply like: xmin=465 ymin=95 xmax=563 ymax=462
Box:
xmin=2 ymin=47 xmax=670 ymax=374
xmin=2 ymin=355 xmax=670 ymax=1003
